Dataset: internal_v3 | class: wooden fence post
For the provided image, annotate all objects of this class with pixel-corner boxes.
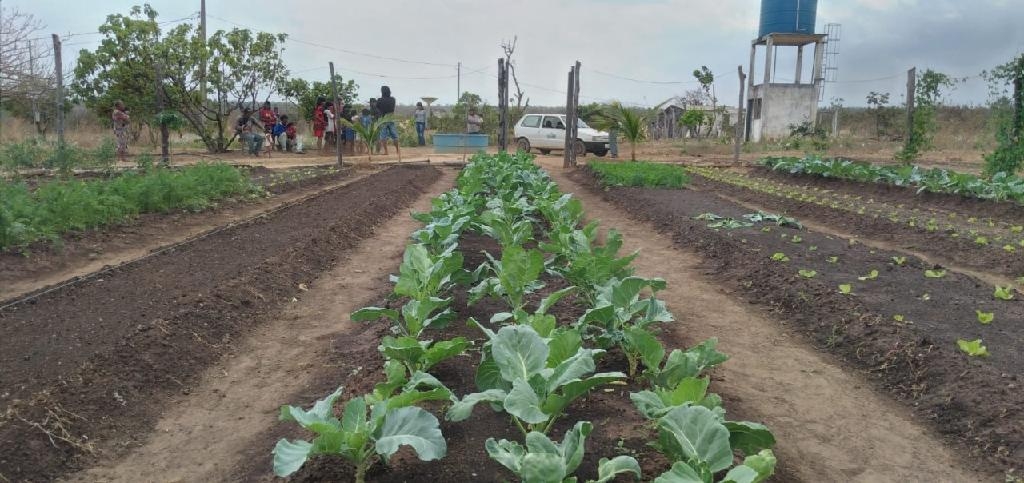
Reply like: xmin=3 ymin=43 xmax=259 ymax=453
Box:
xmin=329 ymin=62 xmax=343 ymax=167
xmin=734 ymin=66 xmax=746 ymax=164
xmin=52 ymin=34 xmax=64 ymax=148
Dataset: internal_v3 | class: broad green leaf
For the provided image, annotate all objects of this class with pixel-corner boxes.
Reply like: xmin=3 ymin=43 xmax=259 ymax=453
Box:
xmin=975 ymin=310 xmax=994 ymax=325
xmin=350 ymin=307 xmax=398 ymax=322
xmin=733 ymin=450 xmax=777 ymax=483
xmin=724 ymin=421 xmax=776 ymax=456
xmin=657 ymin=405 xmax=733 ymax=473
xmin=547 ymin=328 xmax=583 ymax=368
xmin=386 ymin=387 xmax=452 ymax=410
xmin=630 ymin=390 xmax=670 ymax=419
xmin=624 ymin=326 xmax=665 ymax=372
xmin=594 ymin=455 xmax=642 ymax=483
xmin=543 ymin=373 xmax=625 ymax=417
xmin=557 ymin=421 xmax=592 ymax=475
xmin=653 ymin=461 xmax=705 ymax=483
xmin=476 ymin=353 xmax=511 ymax=392
xmin=340 ymin=396 xmax=367 ymax=434
xmin=375 ymin=406 xmax=446 ymax=461
xmin=537 ymin=286 xmax=577 ymax=315
xmin=546 ymin=349 xmax=599 ymax=394
xmin=272 ymin=439 xmax=315 ymax=477
xmin=956 ymin=338 xmax=990 ymax=357
xmin=422 ymin=337 xmax=469 ymax=370
xmin=485 ymin=437 xmax=526 ymax=474
xmin=527 ymin=314 xmax=557 ymax=338
xmin=721 ymin=465 xmax=759 ymax=483
xmin=279 ymin=386 xmax=344 ymax=434
xmin=447 ymin=389 xmax=508 ymax=421
xmin=379 ymin=336 xmax=425 ymax=367
xmin=506 ymin=378 xmax=549 ymax=425
xmin=659 ymin=376 xmax=710 ymax=406
xmin=492 ymin=325 xmax=549 ymax=381
xmin=521 ymin=453 xmax=566 ymax=483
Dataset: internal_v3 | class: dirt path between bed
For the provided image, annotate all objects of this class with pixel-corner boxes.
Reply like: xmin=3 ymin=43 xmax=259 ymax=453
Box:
xmin=539 ymin=159 xmax=985 ymax=483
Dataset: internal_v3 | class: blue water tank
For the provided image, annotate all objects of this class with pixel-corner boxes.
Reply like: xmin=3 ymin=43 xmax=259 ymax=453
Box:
xmin=759 ymin=0 xmax=817 ymax=38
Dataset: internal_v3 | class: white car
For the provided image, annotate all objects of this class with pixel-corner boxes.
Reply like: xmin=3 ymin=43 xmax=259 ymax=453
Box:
xmin=513 ymin=114 xmax=610 ymax=157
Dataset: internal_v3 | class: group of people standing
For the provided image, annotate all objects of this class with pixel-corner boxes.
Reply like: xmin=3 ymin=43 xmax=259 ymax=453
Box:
xmin=311 ymin=85 xmax=402 ymax=160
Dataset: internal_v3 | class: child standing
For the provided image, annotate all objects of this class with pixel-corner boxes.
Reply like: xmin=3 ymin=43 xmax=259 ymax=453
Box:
xmin=312 ymin=97 xmax=326 ymax=150
xmin=414 ymin=102 xmax=427 ymax=146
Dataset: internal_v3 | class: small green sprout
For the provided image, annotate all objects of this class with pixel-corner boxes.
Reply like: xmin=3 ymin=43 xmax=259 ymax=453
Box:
xmin=975 ymin=310 xmax=994 ymax=325
xmin=924 ymin=269 xmax=947 ymax=279
xmin=791 ymin=235 xmax=803 ymax=244
xmin=974 ymin=236 xmax=989 ymax=245
xmin=826 ymin=256 xmax=839 ymax=264
xmin=993 ymin=286 xmax=1015 ymax=300
xmin=858 ymin=269 xmax=879 ymax=281
xmin=798 ymin=269 xmax=817 ymax=278
xmin=891 ymin=256 xmax=907 ymax=266
xmin=956 ymin=339 xmax=989 ymax=357
xmin=892 ymin=314 xmax=905 ymax=322
xmin=838 ymin=284 xmax=853 ymax=294
xmin=771 ymin=252 xmax=790 ymax=262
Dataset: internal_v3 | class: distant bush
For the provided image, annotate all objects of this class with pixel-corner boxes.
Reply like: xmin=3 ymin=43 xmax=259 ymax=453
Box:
xmin=589 ymin=161 xmax=690 ymax=188
xmin=0 ymin=163 xmax=260 ymax=250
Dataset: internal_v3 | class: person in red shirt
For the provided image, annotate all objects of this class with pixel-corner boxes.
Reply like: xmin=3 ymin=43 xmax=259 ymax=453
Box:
xmin=312 ymin=97 xmax=326 ymax=150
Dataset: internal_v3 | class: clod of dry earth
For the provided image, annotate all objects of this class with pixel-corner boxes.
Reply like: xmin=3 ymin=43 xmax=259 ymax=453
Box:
xmin=537 ymin=158 xmax=984 ymax=483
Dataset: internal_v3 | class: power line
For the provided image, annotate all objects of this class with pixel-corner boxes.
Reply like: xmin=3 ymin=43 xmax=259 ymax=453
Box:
xmin=591 ymin=69 xmax=699 ymax=85
xmin=207 ymin=15 xmax=457 ymax=68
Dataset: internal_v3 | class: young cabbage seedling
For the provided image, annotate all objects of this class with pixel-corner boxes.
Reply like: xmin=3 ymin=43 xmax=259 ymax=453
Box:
xmin=770 ymin=252 xmax=790 ymax=262
xmin=798 ymin=269 xmax=817 ymax=278
xmin=857 ymin=269 xmax=879 ymax=281
xmin=891 ymin=256 xmax=907 ymax=266
xmin=838 ymin=284 xmax=853 ymax=295
xmin=485 ymin=421 xmax=641 ymax=483
xmin=924 ymin=269 xmax=947 ymax=279
xmin=993 ymin=285 xmax=1015 ymax=300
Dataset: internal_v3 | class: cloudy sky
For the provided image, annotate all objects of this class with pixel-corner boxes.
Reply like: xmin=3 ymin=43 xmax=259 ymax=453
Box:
xmin=8 ymin=0 xmax=1024 ymax=108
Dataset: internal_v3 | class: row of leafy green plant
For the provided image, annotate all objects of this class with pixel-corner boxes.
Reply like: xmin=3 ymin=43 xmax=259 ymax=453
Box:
xmin=588 ymin=161 xmax=691 ymax=189
xmin=763 ymin=155 xmax=1024 ymax=204
xmin=273 ymin=151 xmax=777 ymax=482
xmin=0 ymin=163 xmax=260 ymax=250
xmin=691 ymin=165 xmax=1024 ymax=263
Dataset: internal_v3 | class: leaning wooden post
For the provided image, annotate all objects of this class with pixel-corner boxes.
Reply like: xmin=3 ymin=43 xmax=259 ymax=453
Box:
xmin=734 ymin=66 xmax=746 ymax=164
xmin=329 ymin=62 xmax=343 ymax=167
xmin=563 ymin=67 xmax=574 ymax=168
xmin=52 ymin=34 xmax=65 ymax=148
xmin=155 ymin=62 xmax=170 ymax=164
xmin=905 ymin=67 xmax=916 ymax=157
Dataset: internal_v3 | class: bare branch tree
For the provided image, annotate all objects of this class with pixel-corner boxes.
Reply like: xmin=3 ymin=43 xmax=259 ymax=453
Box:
xmin=501 ymin=36 xmax=528 ymax=111
xmin=1 ymin=6 xmax=56 ymax=133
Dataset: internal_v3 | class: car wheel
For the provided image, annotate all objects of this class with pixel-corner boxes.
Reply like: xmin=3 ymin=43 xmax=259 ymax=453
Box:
xmin=593 ymin=150 xmax=608 ymax=157
xmin=539 ymin=149 xmax=551 ymax=155
xmin=516 ymin=137 xmax=531 ymax=153
xmin=573 ymin=139 xmax=586 ymax=157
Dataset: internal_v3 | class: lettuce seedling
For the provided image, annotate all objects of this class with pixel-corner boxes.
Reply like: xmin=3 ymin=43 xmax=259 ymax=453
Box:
xmin=485 ymin=421 xmax=641 ymax=483
xmin=272 ymin=386 xmax=447 ymax=482
xmin=826 ymin=256 xmax=839 ymax=264
xmin=976 ymin=310 xmax=994 ymax=325
xmin=858 ymin=269 xmax=879 ymax=281
xmin=923 ymin=269 xmax=946 ymax=278
xmin=956 ymin=339 xmax=990 ymax=357
xmin=798 ymin=269 xmax=817 ymax=278
xmin=891 ymin=256 xmax=907 ymax=266
xmin=838 ymin=284 xmax=853 ymax=294
xmin=770 ymin=252 xmax=789 ymax=262
xmin=994 ymin=285 xmax=1015 ymax=300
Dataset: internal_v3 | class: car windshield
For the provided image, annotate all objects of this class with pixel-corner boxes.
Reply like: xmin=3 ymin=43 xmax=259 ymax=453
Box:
xmin=561 ymin=117 xmax=590 ymax=129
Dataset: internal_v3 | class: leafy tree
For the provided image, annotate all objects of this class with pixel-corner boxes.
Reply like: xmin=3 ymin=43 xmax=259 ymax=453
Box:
xmin=159 ymin=23 xmax=289 ymax=152
xmin=692 ymin=66 xmax=717 ymax=137
xmin=678 ymin=109 xmax=706 ymax=139
xmin=279 ymin=74 xmax=358 ymax=124
xmin=982 ymin=54 xmax=1024 ymax=175
xmin=897 ymin=69 xmax=956 ymax=163
xmin=865 ymin=91 xmax=894 ymax=139
xmin=71 ymin=4 xmax=162 ymax=142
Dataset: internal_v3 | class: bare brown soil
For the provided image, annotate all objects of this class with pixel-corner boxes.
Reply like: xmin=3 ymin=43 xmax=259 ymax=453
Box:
xmin=0 ymin=165 xmax=440 ymax=482
xmin=567 ymin=165 xmax=1019 ymax=478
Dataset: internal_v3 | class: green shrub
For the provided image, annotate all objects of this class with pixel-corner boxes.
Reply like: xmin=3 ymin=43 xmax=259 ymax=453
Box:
xmin=1 ymin=139 xmax=117 ymax=174
xmin=589 ymin=161 xmax=690 ymax=188
xmin=0 ymin=163 xmax=259 ymax=250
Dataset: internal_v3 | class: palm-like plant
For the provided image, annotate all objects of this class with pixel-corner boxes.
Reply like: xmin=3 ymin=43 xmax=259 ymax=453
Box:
xmin=340 ymin=114 xmax=394 ymax=159
xmin=597 ymin=102 xmax=648 ymax=161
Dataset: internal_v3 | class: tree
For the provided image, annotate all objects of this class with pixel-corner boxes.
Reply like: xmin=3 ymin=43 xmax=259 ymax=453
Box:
xmin=865 ymin=91 xmax=892 ymax=139
xmin=602 ymin=102 xmax=648 ymax=161
xmin=0 ymin=6 xmax=56 ymax=134
xmin=897 ymin=69 xmax=956 ymax=163
xmin=692 ymin=66 xmax=717 ymax=137
xmin=982 ymin=54 xmax=1024 ymax=175
xmin=678 ymin=109 xmax=706 ymax=139
xmin=71 ymin=5 xmax=163 ymax=142
xmin=279 ymin=74 xmax=359 ymax=124
xmin=501 ymin=36 xmax=528 ymax=113
xmin=159 ymin=23 xmax=289 ymax=152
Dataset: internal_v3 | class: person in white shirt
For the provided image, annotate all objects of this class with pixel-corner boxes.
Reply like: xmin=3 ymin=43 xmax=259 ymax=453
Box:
xmin=322 ymin=102 xmax=336 ymax=152
xmin=466 ymin=108 xmax=483 ymax=134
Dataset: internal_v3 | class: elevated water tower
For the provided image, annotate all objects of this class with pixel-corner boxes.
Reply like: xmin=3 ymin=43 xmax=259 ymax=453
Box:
xmin=745 ymin=0 xmax=827 ymax=142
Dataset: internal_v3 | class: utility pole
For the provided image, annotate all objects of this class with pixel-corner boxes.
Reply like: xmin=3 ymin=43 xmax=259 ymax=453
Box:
xmin=52 ymin=34 xmax=64 ymax=148
xmin=329 ymin=61 xmax=343 ymax=167
xmin=200 ymin=0 xmax=207 ymax=101
xmin=155 ymin=62 xmax=169 ymax=164
xmin=29 ymin=39 xmax=41 ymax=134
xmin=456 ymin=61 xmax=461 ymax=103
xmin=734 ymin=66 xmax=746 ymax=164
xmin=905 ymin=67 xmax=916 ymax=153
